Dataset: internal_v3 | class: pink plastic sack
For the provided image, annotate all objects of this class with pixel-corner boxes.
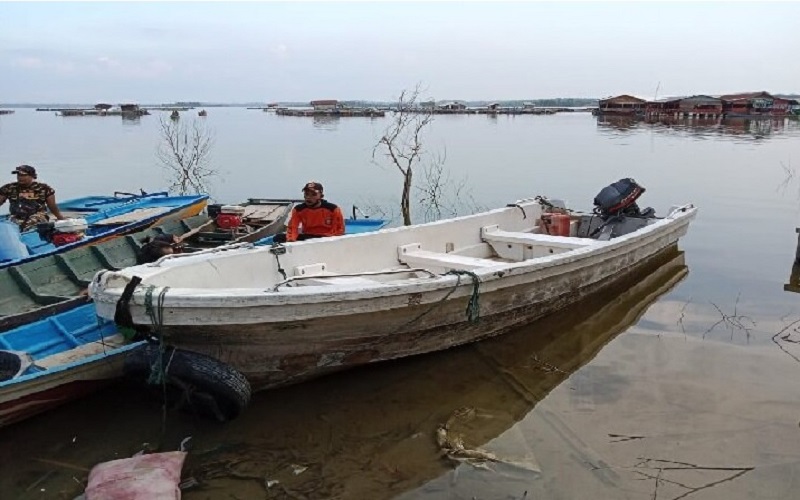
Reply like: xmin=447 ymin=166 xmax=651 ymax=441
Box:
xmin=85 ymin=451 xmax=187 ymax=500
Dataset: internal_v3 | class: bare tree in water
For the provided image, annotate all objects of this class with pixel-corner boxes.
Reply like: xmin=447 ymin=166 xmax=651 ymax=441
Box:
xmin=156 ymin=116 xmax=216 ymax=194
xmin=414 ymin=148 xmax=485 ymax=222
xmin=373 ymin=84 xmax=484 ymax=225
xmin=372 ymin=84 xmax=434 ymax=225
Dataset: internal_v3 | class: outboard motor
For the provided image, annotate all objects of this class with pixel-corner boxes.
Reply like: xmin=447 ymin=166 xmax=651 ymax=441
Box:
xmin=578 ymin=179 xmax=656 ymax=240
xmin=593 ymin=178 xmax=647 ymax=219
xmin=37 ymin=218 xmax=88 ymax=246
xmin=215 ymin=205 xmax=245 ymax=230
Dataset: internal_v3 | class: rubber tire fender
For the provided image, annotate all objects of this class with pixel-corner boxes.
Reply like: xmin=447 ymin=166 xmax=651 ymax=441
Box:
xmin=124 ymin=344 xmax=252 ymax=421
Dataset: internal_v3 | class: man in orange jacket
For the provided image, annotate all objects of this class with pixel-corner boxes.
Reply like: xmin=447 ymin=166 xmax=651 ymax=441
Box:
xmin=274 ymin=181 xmax=345 ymax=243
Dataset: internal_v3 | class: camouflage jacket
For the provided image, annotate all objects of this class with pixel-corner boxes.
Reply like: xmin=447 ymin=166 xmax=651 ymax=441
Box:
xmin=0 ymin=181 xmax=56 ymax=220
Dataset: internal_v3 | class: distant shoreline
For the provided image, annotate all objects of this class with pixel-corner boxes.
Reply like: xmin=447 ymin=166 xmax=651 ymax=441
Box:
xmin=0 ymin=99 xmax=601 ymax=109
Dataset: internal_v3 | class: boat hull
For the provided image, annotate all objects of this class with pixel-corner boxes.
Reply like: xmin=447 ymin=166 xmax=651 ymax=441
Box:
xmin=166 ymin=244 xmax=681 ymax=390
xmin=94 ymin=204 xmax=693 ymax=391
xmin=0 ymin=344 xmax=138 ymax=428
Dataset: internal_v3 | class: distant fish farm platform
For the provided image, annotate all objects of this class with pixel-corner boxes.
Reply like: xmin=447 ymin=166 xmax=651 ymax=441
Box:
xmin=413 ymin=107 xmax=586 ymax=115
xmin=0 ymin=110 xmax=14 ymax=115
xmin=276 ymin=108 xmax=385 ymax=117
xmin=51 ymin=109 xmax=150 ymax=117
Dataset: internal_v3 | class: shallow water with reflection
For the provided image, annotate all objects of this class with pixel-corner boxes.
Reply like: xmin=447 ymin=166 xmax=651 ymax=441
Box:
xmin=1 ymin=110 xmax=800 ymax=499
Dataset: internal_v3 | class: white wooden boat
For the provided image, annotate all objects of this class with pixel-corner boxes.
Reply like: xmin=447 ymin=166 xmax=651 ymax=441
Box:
xmin=90 ymin=186 xmax=697 ymax=392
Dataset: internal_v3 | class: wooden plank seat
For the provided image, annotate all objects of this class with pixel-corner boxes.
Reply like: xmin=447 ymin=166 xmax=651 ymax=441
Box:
xmin=480 ymin=225 xmax=595 ymax=249
xmin=243 ymin=204 xmax=282 ymax=222
xmin=55 ymin=247 xmax=106 ymax=286
xmin=92 ymin=237 xmax=139 ymax=270
xmin=154 ymin=219 xmax=185 ymax=236
xmin=9 ymin=256 xmax=83 ymax=300
xmin=0 ymin=271 xmax=39 ymax=314
xmin=397 ymin=243 xmax=499 ymax=271
xmin=91 ymin=207 xmax=169 ymax=225
xmin=36 ymin=333 xmax=128 ymax=368
xmin=181 ymin=215 xmax=211 ymax=231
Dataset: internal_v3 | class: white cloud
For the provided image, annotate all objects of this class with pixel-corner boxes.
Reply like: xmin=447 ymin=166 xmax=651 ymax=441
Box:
xmin=10 ymin=56 xmax=75 ymax=75
xmin=270 ymin=43 xmax=289 ymax=60
xmin=11 ymin=57 xmax=44 ymax=69
xmin=90 ymin=56 xmax=172 ymax=79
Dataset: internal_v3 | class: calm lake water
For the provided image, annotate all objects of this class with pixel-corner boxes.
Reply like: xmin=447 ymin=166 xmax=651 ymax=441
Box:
xmin=1 ymin=108 xmax=800 ymax=499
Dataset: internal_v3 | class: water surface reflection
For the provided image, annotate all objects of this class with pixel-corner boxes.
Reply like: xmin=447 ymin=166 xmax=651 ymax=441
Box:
xmin=597 ymin=115 xmax=799 ymax=141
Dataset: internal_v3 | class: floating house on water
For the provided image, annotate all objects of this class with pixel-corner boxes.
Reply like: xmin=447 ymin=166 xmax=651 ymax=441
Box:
xmin=596 ymin=95 xmax=647 ymax=117
xmin=645 ymin=95 xmax=723 ymax=119
xmin=438 ymin=101 xmax=468 ymax=111
xmin=720 ymin=91 xmax=777 ymax=118
xmin=310 ymin=99 xmax=339 ymax=111
xmin=275 ymin=99 xmax=384 ymax=117
xmin=119 ymin=104 xmax=149 ymax=117
xmin=599 ymin=91 xmax=798 ymax=120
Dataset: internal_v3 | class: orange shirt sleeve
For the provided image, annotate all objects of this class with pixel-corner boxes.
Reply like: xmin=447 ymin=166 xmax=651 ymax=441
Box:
xmin=286 ymin=207 xmax=301 ymax=242
xmin=332 ymin=207 xmax=345 ymax=236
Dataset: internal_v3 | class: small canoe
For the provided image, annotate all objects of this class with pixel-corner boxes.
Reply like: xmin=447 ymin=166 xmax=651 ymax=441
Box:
xmin=183 ymin=198 xmax=298 ymax=249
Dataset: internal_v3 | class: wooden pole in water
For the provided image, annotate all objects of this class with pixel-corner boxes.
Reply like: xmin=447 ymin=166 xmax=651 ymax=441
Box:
xmin=795 ymin=228 xmax=800 ymax=265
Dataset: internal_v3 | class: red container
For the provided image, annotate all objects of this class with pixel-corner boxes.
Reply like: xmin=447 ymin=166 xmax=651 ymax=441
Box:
xmin=216 ymin=214 xmax=242 ymax=230
xmin=52 ymin=232 xmax=83 ymax=246
xmin=543 ymin=213 xmax=571 ymax=236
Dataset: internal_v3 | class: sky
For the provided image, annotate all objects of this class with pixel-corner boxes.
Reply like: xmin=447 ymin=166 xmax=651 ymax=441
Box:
xmin=1 ymin=1 xmax=798 ymax=104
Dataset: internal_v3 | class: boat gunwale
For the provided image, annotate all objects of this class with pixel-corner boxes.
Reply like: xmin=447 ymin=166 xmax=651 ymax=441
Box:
xmin=0 ymin=341 xmax=141 ymax=390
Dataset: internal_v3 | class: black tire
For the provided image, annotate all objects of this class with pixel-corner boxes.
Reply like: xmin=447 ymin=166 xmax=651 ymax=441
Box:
xmin=124 ymin=344 xmax=251 ymax=422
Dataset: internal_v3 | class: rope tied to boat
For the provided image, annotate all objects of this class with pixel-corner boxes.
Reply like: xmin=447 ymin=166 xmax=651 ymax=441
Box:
xmin=269 ymin=243 xmax=288 ymax=280
xmin=445 ymin=270 xmax=481 ymax=323
xmin=144 ymin=285 xmax=172 ymax=385
xmin=394 ymin=268 xmax=482 ymax=334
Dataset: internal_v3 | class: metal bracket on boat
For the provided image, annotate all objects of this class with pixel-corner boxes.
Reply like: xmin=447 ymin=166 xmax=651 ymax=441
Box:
xmin=272 ymin=268 xmax=438 ymax=291
xmin=268 ymin=243 xmax=287 ymax=255
xmin=666 ymin=204 xmax=694 ymax=218
xmin=149 ymin=242 xmax=255 ymax=267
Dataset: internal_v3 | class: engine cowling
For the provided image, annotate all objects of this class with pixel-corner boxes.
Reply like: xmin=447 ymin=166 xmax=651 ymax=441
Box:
xmin=216 ymin=214 xmax=242 ymax=230
xmin=215 ymin=205 xmax=246 ymax=230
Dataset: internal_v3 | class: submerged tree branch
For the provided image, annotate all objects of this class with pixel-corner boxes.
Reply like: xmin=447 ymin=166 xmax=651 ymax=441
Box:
xmin=156 ymin=116 xmax=217 ymax=195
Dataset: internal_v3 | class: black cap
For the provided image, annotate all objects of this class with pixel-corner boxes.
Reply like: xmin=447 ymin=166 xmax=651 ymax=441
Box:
xmin=302 ymin=181 xmax=323 ymax=194
xmin=11 ymin=165 xmax=37 ymax=178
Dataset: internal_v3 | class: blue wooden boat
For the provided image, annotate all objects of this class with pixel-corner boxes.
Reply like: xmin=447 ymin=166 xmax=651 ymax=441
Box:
xmin=0 ymin=215 xmax=388 ymax=428
xmin=0 ymin=191 xmax=209 ymax=269
xmin=0 ymin=303 xmax=131 ymax=428
xmin=254 ymin=218 xmax=389 ymax=246
xmin=0 ymin=199 xmax=300 ymax=333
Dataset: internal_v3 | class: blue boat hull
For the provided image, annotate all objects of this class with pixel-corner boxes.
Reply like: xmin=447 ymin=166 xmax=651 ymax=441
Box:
xmin=1 ymin=192 xmax=209 ymax=269
xmin=0 ymin=304 xmax=140 ymax=428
